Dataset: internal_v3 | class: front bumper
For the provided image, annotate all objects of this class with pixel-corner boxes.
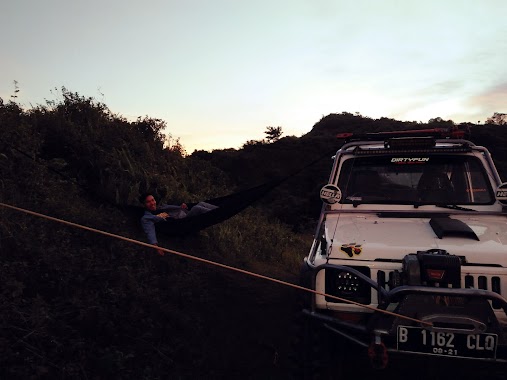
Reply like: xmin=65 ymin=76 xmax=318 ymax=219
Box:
xmin=304 ymin=264 xmax=507 ymax=364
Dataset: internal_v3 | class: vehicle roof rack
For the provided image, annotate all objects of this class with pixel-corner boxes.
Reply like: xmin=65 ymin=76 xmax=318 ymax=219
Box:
xmin=336 ymin=126 xmax=470 ymax=142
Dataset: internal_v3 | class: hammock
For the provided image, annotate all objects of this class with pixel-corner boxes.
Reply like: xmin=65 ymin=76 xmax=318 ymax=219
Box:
xmin=137 ymin=178 xmax=286 ymax=236
xmin=133 ymin=148 xmax=336 ymax=236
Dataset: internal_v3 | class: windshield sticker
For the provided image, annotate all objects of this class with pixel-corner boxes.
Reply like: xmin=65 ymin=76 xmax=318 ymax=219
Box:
xmin=340 ymin=243 xmax=362 ymax=258
xmin=496 ymin=183 xmax=507 ymax=206
xmin=320 ymin=184 xmax=342 ymax=204
xmin=391 ymin=157 xmax=430 ymax=164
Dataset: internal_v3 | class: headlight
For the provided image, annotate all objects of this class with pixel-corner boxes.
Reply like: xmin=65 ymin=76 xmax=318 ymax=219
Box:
xmin=325 ymin=266 xmax=371 ymax=304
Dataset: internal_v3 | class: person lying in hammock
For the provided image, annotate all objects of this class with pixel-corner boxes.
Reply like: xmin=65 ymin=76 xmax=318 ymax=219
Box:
xmin=139 ymin=193 xmax=218 ymax=256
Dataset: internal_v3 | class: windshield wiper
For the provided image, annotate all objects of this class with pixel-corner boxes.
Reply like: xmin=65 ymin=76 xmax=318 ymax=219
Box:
xmin=413 ymin=203 xmax=477 ymax=211
xmin=436 ymin=204 xmax=477 ymax=212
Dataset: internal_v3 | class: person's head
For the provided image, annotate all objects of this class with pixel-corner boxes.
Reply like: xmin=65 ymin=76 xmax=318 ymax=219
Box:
xmin=139 ymin=193 xmax=157 ymax=211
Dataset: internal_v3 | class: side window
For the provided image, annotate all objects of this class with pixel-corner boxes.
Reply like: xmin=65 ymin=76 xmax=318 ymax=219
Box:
xmin=450 ymin=158 xmax=494 ymax=204
xmin=468 ymin=162 xmax=493 ymax=203
xmin=450 ymin=164 xmax=470 ymax=203
xmin=337 ymin=159 xmax=353 ymax=194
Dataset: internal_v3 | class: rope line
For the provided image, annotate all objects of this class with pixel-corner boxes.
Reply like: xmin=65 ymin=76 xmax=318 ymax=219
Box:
xmin=0 ymin=202 xmax=431 ymax=326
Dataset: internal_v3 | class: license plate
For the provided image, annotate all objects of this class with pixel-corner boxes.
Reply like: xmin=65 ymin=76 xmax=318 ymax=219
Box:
xmin=397 ymin=326 xmax=498 ymax=359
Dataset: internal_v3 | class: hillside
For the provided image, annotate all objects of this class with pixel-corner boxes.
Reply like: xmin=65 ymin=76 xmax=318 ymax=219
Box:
xmin=1 ymin=93 xmax=506 ymax=379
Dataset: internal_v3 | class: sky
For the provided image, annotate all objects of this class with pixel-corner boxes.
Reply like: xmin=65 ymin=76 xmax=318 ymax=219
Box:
xmin=1 ymin=0 xmax=506 ymax=153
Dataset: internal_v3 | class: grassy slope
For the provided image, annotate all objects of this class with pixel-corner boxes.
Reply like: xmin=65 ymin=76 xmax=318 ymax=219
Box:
xmin=0 ymin=94 xmax=307 ymax=379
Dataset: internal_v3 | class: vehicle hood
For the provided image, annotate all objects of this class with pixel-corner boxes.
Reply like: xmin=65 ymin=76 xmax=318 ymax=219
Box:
xmin=325 ymin=214 xmax=507 ymax=265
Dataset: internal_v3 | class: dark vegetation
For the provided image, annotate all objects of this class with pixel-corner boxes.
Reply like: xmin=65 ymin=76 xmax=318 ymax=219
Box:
xmin=1 ymin=90 xmax=506 ymax=379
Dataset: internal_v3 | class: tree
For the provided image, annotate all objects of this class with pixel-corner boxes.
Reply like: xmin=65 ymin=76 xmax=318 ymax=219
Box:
xmin=264 ymin=126 xmax=283 ymax=143
xmin=428 ymin=117 xmax=454 ymax=126
xmin=486 ymin=112 xmax=507 ymax=125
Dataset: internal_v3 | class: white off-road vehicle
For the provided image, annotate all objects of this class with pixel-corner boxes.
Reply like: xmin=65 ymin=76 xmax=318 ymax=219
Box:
xmin=297 ymin=130 xmax=507 ymax=378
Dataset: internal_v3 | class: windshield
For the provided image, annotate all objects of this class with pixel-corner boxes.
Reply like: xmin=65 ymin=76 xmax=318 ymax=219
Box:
xmin=337 ymin=155 xmax=495 ymax=205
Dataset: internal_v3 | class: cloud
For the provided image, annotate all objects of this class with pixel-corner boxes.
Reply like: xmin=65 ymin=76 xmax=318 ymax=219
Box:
xmin=462 ymin=82 xmax=507 ymax=122
xmin=385 ymin=80 xmax=465 ymax=122
xmin=468 ymin=82 xmax=507 ymax=107
xmin=415 ymin=80 xmax=465 ymax=98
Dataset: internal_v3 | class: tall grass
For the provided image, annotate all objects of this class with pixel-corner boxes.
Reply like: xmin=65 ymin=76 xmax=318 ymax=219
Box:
xmin=200 ymin=207 xmax=310 ymax=273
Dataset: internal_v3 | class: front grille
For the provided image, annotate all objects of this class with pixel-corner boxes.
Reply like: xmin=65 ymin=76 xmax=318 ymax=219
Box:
xmin=378 ymin=271 xmax=503 ymax=309
xmin=464 ymin=274 xmax=500 ymax=291
xmin=465 ymin=274 xmax=502 ymax=309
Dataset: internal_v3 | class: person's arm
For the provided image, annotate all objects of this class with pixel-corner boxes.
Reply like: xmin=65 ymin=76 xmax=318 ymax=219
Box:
xmin=141 ymin=214 xmax=166 ymax=256
xmin=159 ymin=204 xmax=188 ymax=219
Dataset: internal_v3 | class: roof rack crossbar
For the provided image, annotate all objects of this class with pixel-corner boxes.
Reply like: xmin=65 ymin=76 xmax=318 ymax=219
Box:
xmin=336 ymin=126 xmax=470 ymax=142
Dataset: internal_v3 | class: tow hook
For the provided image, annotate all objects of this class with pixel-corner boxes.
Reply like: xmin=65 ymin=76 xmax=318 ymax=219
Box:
xmin=368 ymin=334 xmax=388 ymax=369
